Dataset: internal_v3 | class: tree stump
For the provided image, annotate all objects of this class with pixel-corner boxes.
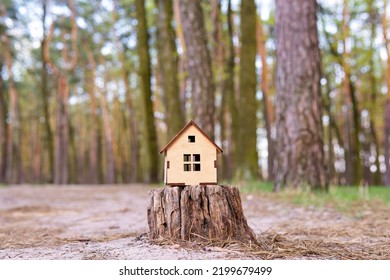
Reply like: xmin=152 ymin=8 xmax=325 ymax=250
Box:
xmin=147 ymin=185 xmax=256 ymax=243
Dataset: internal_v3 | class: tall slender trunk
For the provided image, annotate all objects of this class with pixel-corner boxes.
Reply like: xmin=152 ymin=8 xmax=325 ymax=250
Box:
xmin=1 ymin=25 xmax=21 ymax=184
xmin=45 ymin=0 xmax=78 ymax=185
xmin=54 ymin=74 xmax=70 ymax=184
xmin=156 ymin=0 xmax=183 ymax=139
xmin=85 ymin=48 xmax=99 ymax=184
xmin=323 ymin=75 xmax=338 ymax=184
xmin=386 ymin=101 xmax=390 ymax=185
xmin=30 ymin=120 xmax=42 ymax=183
xmin=112 ymin=96 xmax=124 ymax=183
xmin=257 ymin=16 xmax=275 ymax=181
xmin=382 ymin=0 xmax=390 ymax=186
xmin=224 ymin=0 xmax=237 ymax=180
xmin=236 ymin=0 xmax=259 ymax=179
xmin=100 ymin=82 xmax=116 ymax=184
xmin=211 ymin=0 xmax=227 ymax=179
xmin=135 ymin=0 xmax=159 ymax=183
xmin=173 ymin=0 xmax=188 ymax=117
xmin=178 ymin=0 xmax=215 ymax=137
xmin=68 ymin=105 xmax=78 ymax=184
xmin=41 ymin=0 xmax=54 ymax=183
xmin=123 ymin=68 xmax=139 ymax=182
xmin=367 ymin=0 xmax=381 ymax=185
xmin=0 ymin=63 xmax=6 ymax=182
xmin=341 ymin=0 xmax=362 ymax=185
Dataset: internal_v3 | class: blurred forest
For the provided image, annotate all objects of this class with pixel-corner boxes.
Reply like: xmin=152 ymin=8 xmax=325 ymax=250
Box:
xmin=1 ymin=0 xmax=390 ymax=188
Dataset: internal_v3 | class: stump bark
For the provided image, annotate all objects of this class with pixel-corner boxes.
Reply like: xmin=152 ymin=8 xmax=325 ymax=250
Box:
xmin=147 ymin=185 xmax=256 ymax=243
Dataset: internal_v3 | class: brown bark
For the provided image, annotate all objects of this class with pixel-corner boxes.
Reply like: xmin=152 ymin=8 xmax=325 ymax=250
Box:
xmin=257 ymin=16 xmax=275 ymax=181
xmin=0 ymin=62 xmax=6 ymax=182
xmin=235 ymin=0 xmax=259 ymax=180
xmin=323 ymin=74 xmax=341 ymax=184
xmin=382 ymin=0 xmax=390 ymax=186
xmin=30 ymin=121 xmax=42 ymax=183
xmin=135 ymin=0 xmax=159 ymax=183
xmin=367 ymin=0 xmax=381 ymax=185
xmin=100 ymin=81 xmax=116 ymax=184
xmin=54 ymin=74 xmax=70 ymax=184
xmin=178 ymin=0 xmax=215 ymax=138
xmin=112 ymin=96 xmax=125 ymax=183
xmin=156 ymin=0 xmax=184 ymax=140
xmin=44 ymin=0 xmax=78 ymax=185
xmin=385 ymin=101 xmax=390 ymax=185
xmin=274 ymin=0 xmax=327 ymax=190
xmin=147 ymin=185 xmax=256 ymax=243
xmin=40 ymin=0 xmax=54 ymax=183
xmin=68 ymin=106 xmax=78 ymax=184
xmin=173 ymin=0 xmax=188 ymax=117
xmin=1 ymin=8 xmax=22 ymax=184
xmin=122 ymin=67 xmax=139 ymax=182
xmin=341 ymin=0 xmax=362 ymax=185
xmin=85 ymin=47 xmax=100 ymax=184
xmin=223 ymin=0 xmax=237 ymax=180
xmin=211 ymin=0 xmax=227 ymax=179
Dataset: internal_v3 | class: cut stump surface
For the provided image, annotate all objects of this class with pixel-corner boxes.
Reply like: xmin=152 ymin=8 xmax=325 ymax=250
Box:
xmin=147 ymin=185 xmax=256 ymax=243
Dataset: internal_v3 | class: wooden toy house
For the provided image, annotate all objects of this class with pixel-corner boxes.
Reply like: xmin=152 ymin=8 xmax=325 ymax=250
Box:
xmin=160 ymin=120 xmax=223 ymax=185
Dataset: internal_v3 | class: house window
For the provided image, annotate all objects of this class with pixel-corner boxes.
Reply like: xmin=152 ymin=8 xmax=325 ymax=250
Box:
xmin=167 ymin=161 xmax=170 ymax=169
xmin=193 ymin=163 xmax=201 ymax=171
xmin=183 ymin=153 xmax=201 ymax=172
xmin=184 ymin=164 xmax=191 ymax=171
xmin=188 ymin=135 xmax=195 ymax=142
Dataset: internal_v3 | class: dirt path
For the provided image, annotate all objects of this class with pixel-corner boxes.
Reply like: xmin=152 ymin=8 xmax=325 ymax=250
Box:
xmin=0 ymin=185 xmax=389 ymax=259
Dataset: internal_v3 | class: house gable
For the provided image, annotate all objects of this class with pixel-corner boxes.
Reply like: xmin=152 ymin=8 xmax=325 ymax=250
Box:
xmin=161 ymin=121 xmax=222 ymax=185
xmin=160 ymin=120 xmax=223 ymax=154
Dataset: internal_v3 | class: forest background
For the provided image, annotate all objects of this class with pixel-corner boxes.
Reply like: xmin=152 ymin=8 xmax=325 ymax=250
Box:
xmin=1 ymin=0 xmax=390 ymax=190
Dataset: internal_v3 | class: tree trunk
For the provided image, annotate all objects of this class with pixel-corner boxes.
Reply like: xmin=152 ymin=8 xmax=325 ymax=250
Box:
xmin=2 ymin=28 xmax=21 ymax=184
xmin=178 ymin=0 xmax=215 ymax=138
xmin=135 ymin=0 xmax=159 ymax=183
xmin=40 ymin=0 xmax=54 ymax=183
xmin=385 ymin=101 xmax=390 ymax=186
xmin=68 ymin=110 xmax=78 ymax=184
xmin=46 ymin=0 xmax=78 ymax=185
xmin=0 ymin=63 xmax=6 ymax=183
xmin=147 ymin=185 xmax=256 ymax=243
xmin=173 ymin=0 xmax=188 ymax=118
xmin=122 ymin=68 xmax=139 ymax=183
xmin=224 ymin=0 xmax=237 ymax=181
xmin=257 ymin=16 xmax=275 ymax=181
xmin=274 ymin=0 xmax=327 ymax=191
xmin=84 ymin=59 xmax=99 ymax=184
xmin=54 ymin=74 xmax=70 ymax=185
xmin=342 ymin=0 xmax=362 ymax=186
xmin=100 ymin=82 xmax=116 ymax=184
xmin=236 ymin=0 xmax=259 ymax=180
xmin=156 ymin=0 xmax=183 ymax=140
xmin=323 ymin=74 xmax=339 ymax=185
xmin=367 ymin=0 xmax=381 ymax=185
xmin=382 ymin=0 xmax=390 ymax=186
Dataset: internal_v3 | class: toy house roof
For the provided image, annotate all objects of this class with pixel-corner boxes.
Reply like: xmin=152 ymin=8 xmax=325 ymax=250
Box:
xmin=159 ymin=120 xmax=223 ymax=154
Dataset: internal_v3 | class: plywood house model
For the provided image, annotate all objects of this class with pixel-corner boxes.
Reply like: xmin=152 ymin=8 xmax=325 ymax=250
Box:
xmin=160 ymin=120 xmax=223 ymax=186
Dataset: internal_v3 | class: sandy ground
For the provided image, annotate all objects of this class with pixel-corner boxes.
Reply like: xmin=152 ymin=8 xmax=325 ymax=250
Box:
xmin=0 ymin=185 xmax=389 ymax=260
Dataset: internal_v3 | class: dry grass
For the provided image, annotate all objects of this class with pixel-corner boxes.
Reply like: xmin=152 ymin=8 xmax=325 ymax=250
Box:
xmin=150 ymin=228 xmax=390 ymax=260
xmin=149 ymin=198 xmax=390 ymax=260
